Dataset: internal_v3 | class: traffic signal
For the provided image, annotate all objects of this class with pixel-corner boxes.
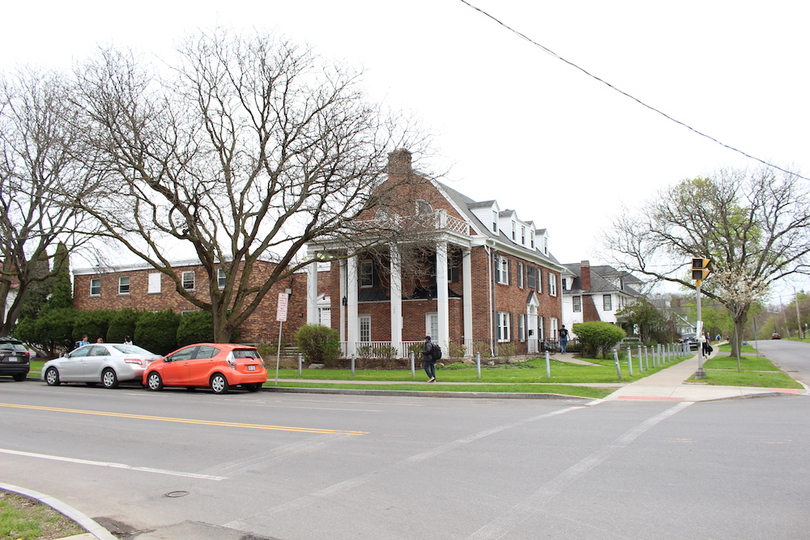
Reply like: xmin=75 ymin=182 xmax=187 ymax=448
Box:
xmin=691 ymin=258 xmax=711 ymax=284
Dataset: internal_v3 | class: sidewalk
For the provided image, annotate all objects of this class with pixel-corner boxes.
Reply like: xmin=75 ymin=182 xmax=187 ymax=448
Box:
xmin=601 ymin=350 xmax=806 ymax=402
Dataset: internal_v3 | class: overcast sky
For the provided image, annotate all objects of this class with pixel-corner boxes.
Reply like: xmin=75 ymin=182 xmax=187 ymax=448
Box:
xmin=3 ymin=0 xmax=809 ymax=302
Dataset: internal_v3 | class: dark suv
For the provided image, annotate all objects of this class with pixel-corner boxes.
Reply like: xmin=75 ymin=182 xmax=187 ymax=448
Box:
xmin=0 ymin=337 xmax=30 ymax=381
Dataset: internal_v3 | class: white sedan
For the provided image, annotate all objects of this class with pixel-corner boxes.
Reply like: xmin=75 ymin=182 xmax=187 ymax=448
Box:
xmin=42 ymin=343 xmax=162 ymax=388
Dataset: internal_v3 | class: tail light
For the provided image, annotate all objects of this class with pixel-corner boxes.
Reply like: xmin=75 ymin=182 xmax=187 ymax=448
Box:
xmin=225 ymin=352 xmax=237 ymax=369
xmin=124 ymin=358 xmax=144 ymax=366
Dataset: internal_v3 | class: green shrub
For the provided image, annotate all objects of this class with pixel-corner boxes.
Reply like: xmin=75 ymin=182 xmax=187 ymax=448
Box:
xmin=473 ymin=341 xmax=492 ymax=358
xmin=498 ymin=342 xmax=517 ymax=360
xmin=295 ymin=324 xmax=341 ymax=367
xmin=135 ymin=310 xmax=180 ymax=355
xmin=448 ymin=342 xmax=466 ymax=358
xmin=176 ymin=310 xmax=215 ymax=346
xmin=108 ymin=309 xmax=141 ymax=343
xmin=572 ymin=322 xmax=626 ymax=359
xmin=73 ymin=309 xmax=114 ymax=344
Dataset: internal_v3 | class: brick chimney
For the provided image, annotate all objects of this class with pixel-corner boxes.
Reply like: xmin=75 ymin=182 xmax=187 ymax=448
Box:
xmin=580 ymin=260 xmax=591 ymax=291
xmin=387 ymin=148 xmax=412 ymax=176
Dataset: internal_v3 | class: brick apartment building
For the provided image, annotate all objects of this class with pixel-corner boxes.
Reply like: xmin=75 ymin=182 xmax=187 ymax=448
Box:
xmin=73 ymin=149 xmax=565 ymax=357
xmin=304 ymin=149 xmax=565 ymax=357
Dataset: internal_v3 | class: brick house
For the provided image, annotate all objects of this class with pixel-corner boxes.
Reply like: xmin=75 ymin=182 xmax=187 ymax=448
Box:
xmin=72 ymin=259 xmax=310 ymax=345
xmin=304 ymin=149 xmax=566 ymax=357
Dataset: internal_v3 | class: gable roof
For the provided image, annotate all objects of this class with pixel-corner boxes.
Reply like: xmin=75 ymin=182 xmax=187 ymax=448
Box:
xmin=435 ymin=181 xmax=562 ymax=269
xmin=562 ymin=262 xmax=642 ymax=296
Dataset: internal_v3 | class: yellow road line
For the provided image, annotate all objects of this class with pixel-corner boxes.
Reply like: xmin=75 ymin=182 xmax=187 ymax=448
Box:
xmin=0 ymin=402 xmax=367 ymax=436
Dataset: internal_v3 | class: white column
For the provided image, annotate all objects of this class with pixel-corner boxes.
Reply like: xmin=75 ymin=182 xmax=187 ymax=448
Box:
xmin=389 ymin=244 xmax=403 ymax=357
xmin=339 ymin=259 xmax=346 ymax=343
xmin=436 ymin=241 xmax=449 ymax=349
xmin=346 ymin=255 xmax=359 ymax=357
xmin=462 ymin=247 xmax=473 ymax=355
xmin=306 ymin=260 xmax=319 ymax=325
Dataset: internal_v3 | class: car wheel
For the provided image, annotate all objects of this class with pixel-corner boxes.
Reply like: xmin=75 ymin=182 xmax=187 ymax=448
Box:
xmin=45 ymin=367 xmax=61 ymax=386
xmin=146 ymin=372 xmax=163 ymax=391
xmin=210 ymin=373 xmax=229 ymax=394
xmin=12 ymin=373 xmax=26 ymax=382
xmin=102 ymin=368 xmax=119 ymax=389
xmin=246 ymin=383 xmax=262 ymax=392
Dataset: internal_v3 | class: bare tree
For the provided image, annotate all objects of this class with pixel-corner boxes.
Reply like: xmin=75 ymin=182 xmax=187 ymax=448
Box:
xmin=0 ymin=69 xmax=97 ymax=336
xmin=72 ymin=30 xmax=426 ymax=342
xmin=605 ymin=168 xmax=810 ymax=359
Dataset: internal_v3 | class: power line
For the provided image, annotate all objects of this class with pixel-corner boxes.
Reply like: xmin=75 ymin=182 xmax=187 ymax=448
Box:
xmin=459 ymin=0 xmax=810 ymax=182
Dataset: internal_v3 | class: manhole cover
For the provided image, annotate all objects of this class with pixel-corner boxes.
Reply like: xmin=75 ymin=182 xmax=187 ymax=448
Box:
xmin=164 ymin=490 xmax=189 ymax=498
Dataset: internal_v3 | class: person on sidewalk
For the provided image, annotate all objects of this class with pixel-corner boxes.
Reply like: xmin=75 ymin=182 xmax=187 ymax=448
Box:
xmin=559 ymin=325 xmax=569 ymax=354
xmin=422 ymin=336 xmax=436 ymax=383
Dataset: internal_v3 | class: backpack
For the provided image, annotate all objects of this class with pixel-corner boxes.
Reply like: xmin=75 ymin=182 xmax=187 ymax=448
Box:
xmin=431 ymin=343 xmax=442 ymax=361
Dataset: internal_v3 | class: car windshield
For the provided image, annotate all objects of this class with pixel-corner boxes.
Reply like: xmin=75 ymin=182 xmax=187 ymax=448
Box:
xmin=111 ymin=344 xmax=156 ymax=356
xmin=232 ymin=349 xmax=261 ymax=360
xmin=0 ymin=342 xmax=25 ymax=352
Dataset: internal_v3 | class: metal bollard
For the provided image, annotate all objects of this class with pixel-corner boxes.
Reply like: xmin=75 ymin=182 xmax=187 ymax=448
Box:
xmin=627 ymin=347 xmax=634 ymax=377
xmin=638 ymin=345 xmax=643 ymax=372
xmin=614 ymin=350 xmax=622 ymax=380
xmin=476 ymin=352 xmax=481 ymax=379
xmin=410 ymin=351 xmax=415 ymax=378
xmin=351 ymin=354 xmax=355 ymax=377
xmin=545 ymin=350 xmax=551 ymax=379
xmin=298 ymin=353 xmax=302 ymax=377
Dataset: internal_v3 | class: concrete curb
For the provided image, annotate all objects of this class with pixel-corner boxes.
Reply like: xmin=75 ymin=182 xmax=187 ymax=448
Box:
xmin=0 ymin=482 xmax=117 ymax=540
xmin=263 ymin=386 xmax=591 ymax=400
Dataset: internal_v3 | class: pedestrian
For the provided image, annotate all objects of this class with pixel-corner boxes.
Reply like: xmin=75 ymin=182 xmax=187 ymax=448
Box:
xmin=123 ymin=336 xmax=133 ymax=345
xmin=96 ymin=337 xmax=104 ymax=344
xmin=422 ymin=335 xmax=436 ymax=383
xmin=75 ymin=335 xmax=89 ymax=349
xmin=559 ymin=325 xmax=569 ymax=354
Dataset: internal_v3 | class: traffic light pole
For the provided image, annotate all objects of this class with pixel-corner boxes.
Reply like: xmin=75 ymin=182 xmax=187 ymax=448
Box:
xmin=695 ymin=283 xmax=706 ymax=379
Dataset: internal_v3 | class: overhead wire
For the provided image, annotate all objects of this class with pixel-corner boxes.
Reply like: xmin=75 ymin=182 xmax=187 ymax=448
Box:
xmin=459 ymin=0 xmax=810 ymax=182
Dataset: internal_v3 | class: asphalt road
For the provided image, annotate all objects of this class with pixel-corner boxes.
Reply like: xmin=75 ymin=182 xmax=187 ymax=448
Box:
xmin=1 ymin=344 xmax=808 ymax=539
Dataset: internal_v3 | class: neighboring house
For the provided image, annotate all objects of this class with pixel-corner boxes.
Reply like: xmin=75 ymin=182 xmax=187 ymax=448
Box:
xmin=304 ymin=149 xmax=565 ymax=357
xmin=73 ymin=260 xmax=309 ymax=345
xmin=561 ymin=260 xmax=642 ymax=335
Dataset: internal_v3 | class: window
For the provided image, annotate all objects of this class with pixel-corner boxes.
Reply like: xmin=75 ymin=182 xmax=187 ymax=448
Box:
xmin=182 ymin=271 xmax=195 ymax=291
xmin=492 ymin=211 xmax=498 ymax=233
xmin=90 ymin=278 xmax=101 ymax=296
xmin=527 ymin=266 xmax=536 ymax=289
xmin=561 ymin=278 xmax=568 ymax=291
xmin=530 ymin=231 xmax=535 ymax=249
xmin=497 ymin=257 xmax=510 ymax=285
xmin=118 ymin=276 xmax=130 ymax=295
xmin=550 ymin=317 xmax=559 ymax=339
xmin=573 ymin=296 xmax=582 ymax=313
xmin=548 ymin=273 xmax=557 ymax=296
xmin=448 ymin=252 xmax=460 ymax=283
xmin=603 ymin=294 xmax=613 ymax=311
xmin=360 ymin=260 xmax=374 ymax=288
xmin=518 ymin=313 xmax=526 ymax=342
xmin=538 ymin=316 xmax=545 ymax=341
xmin=359 ymin=315 xmax=371 ymax=342
xmin=517 ymin=262 xmax=524 ymax=288
xmin=426 ymin=313 xmax=438 ymax=340
xmin=521 ymin=225 xmax=526 ymax=245
xmin=148 ymin=272 xmax=161 ymax=294
xmin=536 ymin=269 xmax=542 ymax=293
xmin=511 ymin=221 xmax=516 ymax=241
xmin=217 ymin=268 xmax=226 ymax=289
xmin=497 ymin=312 xmax=511 ymax=342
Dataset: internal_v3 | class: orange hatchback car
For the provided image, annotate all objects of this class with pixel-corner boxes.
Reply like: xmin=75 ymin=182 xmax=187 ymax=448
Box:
xmin=143 ymin=343 xmax=267 ymax=394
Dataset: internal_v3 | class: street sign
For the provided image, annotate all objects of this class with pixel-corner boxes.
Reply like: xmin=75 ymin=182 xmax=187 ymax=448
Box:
xmin=276 ymin=293 xmax=289 ymax=322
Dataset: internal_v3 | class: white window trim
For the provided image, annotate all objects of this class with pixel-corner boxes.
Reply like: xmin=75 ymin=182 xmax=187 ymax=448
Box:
xmin=497 ymin=311 xmax=511 ymax=342
xmin=518 ymin=313 xmax=526 ymax=342
xmin=118 ymin=276 xmax=130 ymax=295
xmin=360 ymin=260 xmax=374 ymax=288
xmin=147 ymin=272 xmax=161 ymax=294
xmin=90 ymin=278 xmax=101 ymax=297
xmin=603 ymin=294 xmax=613 ymax=311
xmin=548 ymin=273 xmax=557 ymax=296
xmin=182 ymin=271 xmax=195 ymax=291
xmin=573 ymin=295 xmax=582 ymax=313
xmin=497 ymin=257 xmax=510 ymax=285
xmin=517 ymin=262 xmax=524 ymax=288
xmin=359 ymin=314 xmax=371 ymax=342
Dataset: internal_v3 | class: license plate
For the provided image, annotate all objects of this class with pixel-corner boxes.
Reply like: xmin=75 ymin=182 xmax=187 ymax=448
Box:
xmin=247 ymin=365 xmax=256 ymax=371
xmin=8 ymin=358 xmax=18 ymax=362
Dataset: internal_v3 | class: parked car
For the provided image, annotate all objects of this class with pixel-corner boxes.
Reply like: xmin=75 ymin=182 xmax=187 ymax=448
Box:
xmin=771 ymin=332 xmax=781 ymax=339
xmin=0 ymin=337 xmax=31 ymax=382
xmin=143 ymin=343 xmax=267 ymax=394
xmin=678 ymin=333 xmax=700 ymax=350
xmin=42 ymin=343 xmax=162 ymax=388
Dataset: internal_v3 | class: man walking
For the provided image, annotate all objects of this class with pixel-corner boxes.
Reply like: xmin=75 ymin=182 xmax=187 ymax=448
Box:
xmin=559 ymin=325 xmax=569 ymax=354
xmin=422 ymin=336 xmax=436 ymax=383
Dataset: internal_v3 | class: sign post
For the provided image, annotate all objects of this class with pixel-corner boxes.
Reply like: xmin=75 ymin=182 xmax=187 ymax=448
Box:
xmin=275 ymin=293 xmax=289 ymax=385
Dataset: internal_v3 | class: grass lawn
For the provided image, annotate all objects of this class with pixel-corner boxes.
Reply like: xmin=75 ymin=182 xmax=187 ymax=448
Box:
xmin=693 ymin=355 xmax=803 ymax=389
xmin=0 ymin=490 xmax=84 ymax=540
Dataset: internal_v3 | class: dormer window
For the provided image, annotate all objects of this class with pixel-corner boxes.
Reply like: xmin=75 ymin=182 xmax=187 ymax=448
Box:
xmin=511 ymin=221 xmax=516 ymax=241
xmin=530 ymin=231 xmax=535 ymax=249
xmin=521 ymin=226 xmax=526 ymax=245
xmin=492 ymin=211 xmax=498 ymax=233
